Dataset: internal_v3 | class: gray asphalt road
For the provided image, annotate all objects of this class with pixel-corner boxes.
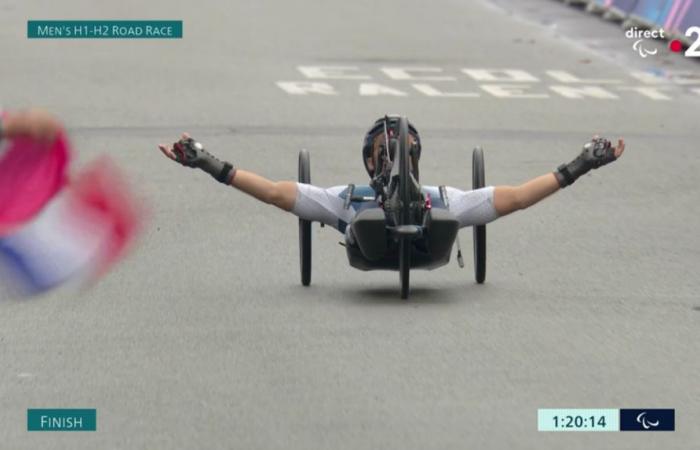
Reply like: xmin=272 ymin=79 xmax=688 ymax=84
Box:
xmin=1 ymin=0 xmax=699 ymax=448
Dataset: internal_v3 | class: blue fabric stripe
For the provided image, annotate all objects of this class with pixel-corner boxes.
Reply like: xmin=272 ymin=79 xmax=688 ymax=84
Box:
xmin=0 ymin=239 xmax=59 ymax=294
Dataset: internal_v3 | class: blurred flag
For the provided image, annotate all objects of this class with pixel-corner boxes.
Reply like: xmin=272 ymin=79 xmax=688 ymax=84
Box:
xmin=0 ymin=133 xmax=142 ymax=296
xmin=0 ymin=132 xmax=69 ymax=235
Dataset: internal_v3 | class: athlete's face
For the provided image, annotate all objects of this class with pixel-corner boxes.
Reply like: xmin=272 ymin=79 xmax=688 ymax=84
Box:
xmin=366 ymin=133 xmax=418 ymax=176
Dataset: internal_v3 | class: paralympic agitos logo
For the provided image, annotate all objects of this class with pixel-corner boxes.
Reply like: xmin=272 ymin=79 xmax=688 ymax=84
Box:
xmin=619 ymin=409 xmax=675 ymax=431
xmin=626 ymin=26 xmax=700 ymax=58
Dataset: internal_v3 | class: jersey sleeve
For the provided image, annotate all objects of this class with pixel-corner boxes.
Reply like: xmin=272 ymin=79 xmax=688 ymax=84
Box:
xmin=444 ymin=186 xmax=499 ymax=228
xmin=291 ymin=183 xmax=355 ymax=230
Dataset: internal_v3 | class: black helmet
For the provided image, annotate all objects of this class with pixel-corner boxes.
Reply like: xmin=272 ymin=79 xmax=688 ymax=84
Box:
xmin=362 ymin=115 xmax=421 ymax=177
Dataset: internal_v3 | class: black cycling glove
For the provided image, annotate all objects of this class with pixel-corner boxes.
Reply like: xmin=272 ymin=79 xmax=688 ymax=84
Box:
xmin=172 ymin=137 xmax=235 ymax=184
xmin=555 ymin=137 xmax=617 ymax=188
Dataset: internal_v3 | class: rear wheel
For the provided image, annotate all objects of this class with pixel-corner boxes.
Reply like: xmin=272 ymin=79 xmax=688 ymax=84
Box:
xmin=472 ymin=147 xmax=486 ymax=284
xmin=298 ymin=149 xmax=311 ymax=286
xmin=398 ymin=117 xmax=412 ymax=299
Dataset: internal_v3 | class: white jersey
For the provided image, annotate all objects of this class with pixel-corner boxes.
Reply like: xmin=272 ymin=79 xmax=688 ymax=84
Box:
xmin=292 ymin=183 xmax=499 ymax=233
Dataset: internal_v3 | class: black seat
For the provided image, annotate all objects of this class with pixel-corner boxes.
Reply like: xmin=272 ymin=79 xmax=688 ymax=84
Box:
xmin=346 ymin=207 xmax=459 ymax=271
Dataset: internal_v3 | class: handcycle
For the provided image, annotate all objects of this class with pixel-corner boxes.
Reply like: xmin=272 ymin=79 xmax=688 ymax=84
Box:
xmin=298 ymin=116 xmax=486 ymax=299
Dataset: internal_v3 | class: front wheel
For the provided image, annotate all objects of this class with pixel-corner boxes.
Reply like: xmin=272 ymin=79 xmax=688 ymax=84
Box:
xmin=472 ymin=147 xmax=486 ymax=284
xmin=398 ymin=116 xmax=412 ymax=299
xmin=399 ymin=237 xmax=410 ymax=299
xmin=298 ymin=149 xmax=311 ymax=286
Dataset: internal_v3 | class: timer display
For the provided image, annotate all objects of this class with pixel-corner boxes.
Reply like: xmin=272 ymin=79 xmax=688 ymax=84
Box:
xmin=538 ymin=409 xmax=619 ymax=432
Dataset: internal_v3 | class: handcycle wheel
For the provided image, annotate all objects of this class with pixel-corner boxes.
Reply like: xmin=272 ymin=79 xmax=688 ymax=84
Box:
xmin=398 ymin=117 xmax=412 ymax=299
xmin=298 ymin=149 xmax=312 ymax=286
xmin=472 ymin=147 xmax=486 ymax=284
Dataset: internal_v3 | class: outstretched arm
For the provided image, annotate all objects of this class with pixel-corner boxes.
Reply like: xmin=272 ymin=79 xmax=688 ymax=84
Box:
xmin=493 ymin=137 xmax=625 ymax=216
xmin=229 ymin=170 xmax=297 ymax=211
xmin=493 ymin=173 xmax=560 ymax=216
xmin=158 ymin=133 xmax=297 ymax=211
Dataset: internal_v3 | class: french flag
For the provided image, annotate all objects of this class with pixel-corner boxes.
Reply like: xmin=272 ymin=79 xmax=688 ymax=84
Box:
xmin=0 ymin=133 xmax=141 ymax=295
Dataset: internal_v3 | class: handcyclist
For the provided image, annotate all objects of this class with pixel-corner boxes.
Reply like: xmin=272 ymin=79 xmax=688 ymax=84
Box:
xmin=157 ymin=116 xmax=625 ymax=241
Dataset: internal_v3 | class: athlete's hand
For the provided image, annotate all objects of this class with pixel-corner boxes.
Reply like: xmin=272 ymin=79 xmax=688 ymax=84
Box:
xmin=158 ymin=132 xmax=192 ymax=165
xmin=613 ymin=138 xmax=625 ymax=159
xmin=555 ymin=136 xmax=626 ymax=188
xmin=2 ymin=109 xmax=63 ymax=142
xmin=158 ymin=132 xmax=235 ymax=184
xmin=592 ymin=135 xmax=625 ymax=160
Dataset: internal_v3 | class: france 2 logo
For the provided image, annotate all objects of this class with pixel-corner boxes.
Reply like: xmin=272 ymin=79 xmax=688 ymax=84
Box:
xmin=671 ymin=26 xmax=700 ymax=57
xmin=628 ymin=26 xmax=700 ymax=58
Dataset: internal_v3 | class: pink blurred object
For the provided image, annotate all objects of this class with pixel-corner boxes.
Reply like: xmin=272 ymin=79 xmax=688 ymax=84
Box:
xmin=0 ymin=134 xmax=144 ymax=295
xmin=0 ymin=132 xmax=70 ymax=236
xmin=68 ymin=156 xmax=144 ymax=280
